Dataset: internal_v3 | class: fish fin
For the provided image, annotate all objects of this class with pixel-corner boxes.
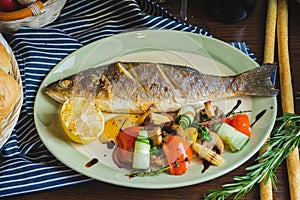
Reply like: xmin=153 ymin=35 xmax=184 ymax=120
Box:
xmin=237 ymin=63 xmax=279 ymax=96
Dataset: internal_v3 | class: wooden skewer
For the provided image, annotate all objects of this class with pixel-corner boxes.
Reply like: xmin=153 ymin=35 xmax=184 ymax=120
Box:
xmin=277 ymin=0 xmax=300 ymax=199
xmin=259 ymin=0 xmax=277 ymax=199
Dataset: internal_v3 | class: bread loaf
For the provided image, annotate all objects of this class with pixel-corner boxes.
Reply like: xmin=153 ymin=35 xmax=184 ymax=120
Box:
xmin=0 ymin=40 xmax=11 ymax=73
xmin=0 ymin=69 xmax=21 ymax=123
xmin=0 ymin=35 xmax=21 ymax=133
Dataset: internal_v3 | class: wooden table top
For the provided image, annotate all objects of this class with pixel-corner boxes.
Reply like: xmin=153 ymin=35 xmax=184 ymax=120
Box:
xmin=7 ymin=0 xmax=300 ymax=199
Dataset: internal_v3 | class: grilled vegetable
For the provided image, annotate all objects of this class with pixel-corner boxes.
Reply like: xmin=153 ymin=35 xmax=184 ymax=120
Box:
xmin=113 ymin=126 xmax=144 ymax=169
xmin=183 ymin=127 xmax=198 ymax=144
xmin=147 ymin=126 xmax=163 ymax=147
xmin=201 ymin=132 xmax=224 ymax=155
xmin=99 ymin=114 xmax=140 ymax=143
xmin=191 ymin=143 xmax=224 ymax=166
xmin=213 ymin=122 xmax=250 ymax=152
xmin=162 ymin=122 xmax=185 ymax=139
xmin=133 ymin=130 xmax=151 ymax=169
xmin=176 ymin=105 xmax=196 ymax=129
xmin=200 ymin=131 xmax=224 ymax=172
xmin=162 ymin=135 xmax=193 ymax=175
xmin=116 ymin=126 xmax=144 ymax=151
xmin=137 ymin=110 xmax=174 ymax=126
xmin=204 ymin=101 xmax=215 ymax=119
xmin=224 ymin=113 xmax=251 ymax=137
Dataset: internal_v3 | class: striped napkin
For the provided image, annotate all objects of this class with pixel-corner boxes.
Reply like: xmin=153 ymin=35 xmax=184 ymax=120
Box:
xmin=0 ymin=0 xmax=256 ymax=197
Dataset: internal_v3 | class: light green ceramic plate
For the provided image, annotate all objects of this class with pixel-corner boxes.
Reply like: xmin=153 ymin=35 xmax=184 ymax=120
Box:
xmin=34 ymin=30 xmax=277 ymax=189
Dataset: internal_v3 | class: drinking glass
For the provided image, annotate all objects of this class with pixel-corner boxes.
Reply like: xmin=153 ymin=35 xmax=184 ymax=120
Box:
xmin=180 ymin=0 xmax=188 ymax=21
xmin=206 ymin=0 xmax=257 ymax=24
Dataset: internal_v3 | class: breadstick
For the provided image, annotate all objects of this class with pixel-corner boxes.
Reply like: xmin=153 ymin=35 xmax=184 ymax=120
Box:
xmin=277 ymin=0 xmax=300 ymax=200
xmin=260 ymin=0 xmax=277 ymax=199
xmin=263 ymin=0 xmax=277 ymax=64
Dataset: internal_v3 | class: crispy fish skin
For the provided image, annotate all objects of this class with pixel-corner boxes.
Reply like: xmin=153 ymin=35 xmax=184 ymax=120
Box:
xmin=44 ymin=62 xmax=278 ymax=113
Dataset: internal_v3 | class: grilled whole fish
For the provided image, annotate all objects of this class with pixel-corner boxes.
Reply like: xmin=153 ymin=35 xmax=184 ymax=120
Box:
xmin=44 ymin=62 xmax=278 ymax=113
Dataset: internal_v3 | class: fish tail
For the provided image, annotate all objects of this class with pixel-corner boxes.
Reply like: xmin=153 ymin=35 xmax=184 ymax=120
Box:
xmin=236 ymin=63 xmax=279 ymax=96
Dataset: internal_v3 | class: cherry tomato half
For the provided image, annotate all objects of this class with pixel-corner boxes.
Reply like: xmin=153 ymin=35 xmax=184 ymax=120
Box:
xmin=116 ymin=126 xmax=144 ymax=151
xmin=224 ymin=114 xmax=251 ymax=137
xmin=113 ymin=126 xmax=144 ymax=169
xmin=162 ymin=135 xmax=193 ymax=175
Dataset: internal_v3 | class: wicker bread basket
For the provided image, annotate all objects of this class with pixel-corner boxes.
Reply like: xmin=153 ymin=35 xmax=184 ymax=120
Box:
xmin=0 ymin=0 xmax=67 ymax=34
xmin=0 ymin=39 xmax=23 ymax=149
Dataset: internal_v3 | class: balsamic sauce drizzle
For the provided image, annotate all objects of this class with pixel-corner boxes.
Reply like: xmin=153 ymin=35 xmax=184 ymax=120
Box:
xmin=226 ymin=99 xmax=242 ymax=117
xmin=225 ymin=99 xmax=267 ymax=127
xmin=85 ymin=158 xmax=99 ymax=168
xmin=251 ymin=109 xmax=267 ymax=127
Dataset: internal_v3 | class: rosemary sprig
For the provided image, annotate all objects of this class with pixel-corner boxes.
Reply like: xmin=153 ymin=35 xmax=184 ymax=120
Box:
xmin=126 ymin=156 xmax=195 ymax=178
xmin=126 ymin=165 xmax=170 ymax=178
xmin=203 ymin=112 xmax=300 ymax=200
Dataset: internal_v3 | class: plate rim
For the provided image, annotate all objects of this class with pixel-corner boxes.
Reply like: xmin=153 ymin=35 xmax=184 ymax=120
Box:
xmin=34 ymin=29 xmax=277 ymax=189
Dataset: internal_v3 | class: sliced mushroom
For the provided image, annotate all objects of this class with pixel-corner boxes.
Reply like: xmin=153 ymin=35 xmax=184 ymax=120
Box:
xmin=162 ymin=122 xmax=185 ymax=138
xmin=198 ymin=101 xmax=225 ymax=127
xmin=151 ymin=112 xmax=174 ymax=125
xmin=147 ymin=126 xmax=163 ymax=147
xmin=204 ymin=101 xmax=214 ymax=119
xmin=136 ymin=109 xmax=174 ymax=126
xmin=213 ymin=105 xmax=224 ymax=117
xmin=202 ymin=131 xmax=224 ymax=155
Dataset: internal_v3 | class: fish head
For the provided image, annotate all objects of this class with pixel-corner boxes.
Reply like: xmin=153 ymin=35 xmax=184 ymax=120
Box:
xmin=44 ymin=77 xmax=76 ymax=103
xmin=44 ymin=70 xmax=105 ymax=104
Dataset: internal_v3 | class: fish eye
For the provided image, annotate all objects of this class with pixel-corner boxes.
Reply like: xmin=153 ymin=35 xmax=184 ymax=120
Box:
xmin=59 ymin=79 xmax=72 ymax=89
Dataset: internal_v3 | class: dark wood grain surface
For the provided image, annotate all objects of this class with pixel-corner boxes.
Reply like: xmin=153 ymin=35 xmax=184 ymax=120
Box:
xmin=6 ymin=0 xmax=300 ymax=199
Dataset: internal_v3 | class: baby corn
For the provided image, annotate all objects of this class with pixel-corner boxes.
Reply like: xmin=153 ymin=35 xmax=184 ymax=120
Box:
xmin=191 ymin=143 xmax=224 ymax=166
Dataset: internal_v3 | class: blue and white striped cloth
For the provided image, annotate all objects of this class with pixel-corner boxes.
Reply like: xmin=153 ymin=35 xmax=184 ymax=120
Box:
xmin=0 ymin=0 xmax=255 ymax=197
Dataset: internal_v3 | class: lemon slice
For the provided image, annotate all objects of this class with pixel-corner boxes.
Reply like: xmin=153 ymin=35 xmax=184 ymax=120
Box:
xmin=60 ymin=98 xmax=104 ymax=144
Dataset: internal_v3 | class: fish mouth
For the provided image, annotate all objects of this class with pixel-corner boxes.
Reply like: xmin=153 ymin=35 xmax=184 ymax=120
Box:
xmin=44 ymin=88 xmax=66 ymax=104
